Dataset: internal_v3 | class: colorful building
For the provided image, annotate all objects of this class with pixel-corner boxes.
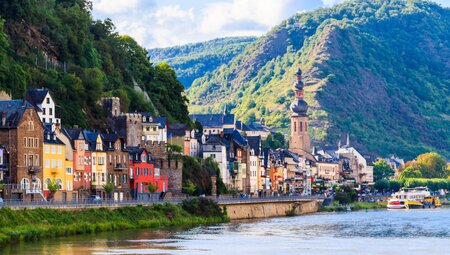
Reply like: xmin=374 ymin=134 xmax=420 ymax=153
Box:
xmin=84 ymin=131 xmax=107 ymax=198
xmin=42 ymin=125 xmax=76 ymax=202
xmin=129 ymin=147 xmax=168 ymax=199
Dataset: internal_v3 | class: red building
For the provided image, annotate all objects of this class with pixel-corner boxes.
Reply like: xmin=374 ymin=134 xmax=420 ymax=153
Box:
xmin=128 ymin=147 xmax=168 ymax=198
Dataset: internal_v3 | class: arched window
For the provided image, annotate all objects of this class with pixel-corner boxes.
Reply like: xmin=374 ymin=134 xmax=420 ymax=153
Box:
xmin=21 ymin=178 xmax=30 ymax=190
xmin=294 ymin=122 xmax=296 ymax=132
xmin=33 ymin=178 xmax=42 ymax=191
xmin=44 ymin=178 xmax=52 ymax=190
xmin=55 ymin=179 xmax=63 ymax=190
xmin=305 ymin=122 xmax=308 ymax=131
xmin=300 ymin=122 xmax=303 ymax=132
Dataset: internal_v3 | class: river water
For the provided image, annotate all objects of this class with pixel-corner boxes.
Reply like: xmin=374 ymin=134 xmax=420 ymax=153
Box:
xmin=3 ymin=208 xmax=450 ymax=255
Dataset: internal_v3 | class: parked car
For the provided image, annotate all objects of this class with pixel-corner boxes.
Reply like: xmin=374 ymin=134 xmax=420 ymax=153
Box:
xmin=367 ymin=198 xmax=376 ymax=203
xmin=88 ymin=195 xmax=102 ymax=204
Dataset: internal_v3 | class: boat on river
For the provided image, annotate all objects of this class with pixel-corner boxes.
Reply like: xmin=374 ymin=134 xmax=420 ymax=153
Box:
xmin=387 ymin=187 xmax=441 ymax=209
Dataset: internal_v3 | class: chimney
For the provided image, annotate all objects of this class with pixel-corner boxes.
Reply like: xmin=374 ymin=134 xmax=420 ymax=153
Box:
xmin=55 ymin=122 xmax=61 ymax=132
xmin=1 ymin=112 xmax=5 ymax=126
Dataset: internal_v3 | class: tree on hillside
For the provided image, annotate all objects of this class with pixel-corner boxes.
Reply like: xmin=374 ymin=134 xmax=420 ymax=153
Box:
xmin=263 ymin=132 xmax=287 ymax=149
xmin=373 ymin=159 xmax=394 ymax=181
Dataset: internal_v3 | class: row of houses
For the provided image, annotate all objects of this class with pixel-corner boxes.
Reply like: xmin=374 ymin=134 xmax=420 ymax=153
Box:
xmin=0 ymin=90 xmax=174 ymax=202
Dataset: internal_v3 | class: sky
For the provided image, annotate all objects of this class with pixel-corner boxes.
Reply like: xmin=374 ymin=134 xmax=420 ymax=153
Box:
xmin=91 ymin=0 xmax=450 ymax=49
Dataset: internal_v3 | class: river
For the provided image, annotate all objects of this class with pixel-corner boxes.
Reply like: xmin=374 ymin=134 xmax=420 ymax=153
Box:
xmin=2 ymin=208 xmax=450 ymax=255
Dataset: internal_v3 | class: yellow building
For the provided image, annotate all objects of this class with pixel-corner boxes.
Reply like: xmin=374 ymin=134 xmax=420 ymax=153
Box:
xmin=43 ymin=128 xmax=76 ymax=202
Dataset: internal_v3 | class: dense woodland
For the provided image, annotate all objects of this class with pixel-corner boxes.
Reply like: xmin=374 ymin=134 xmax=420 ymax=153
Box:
xmin=187 ymin=0 xmax=450 ymax=159
xmin=148 ymin=37 xmax=257 ymax=88
xmin=0 ymin=0 xmax=190 ymax=127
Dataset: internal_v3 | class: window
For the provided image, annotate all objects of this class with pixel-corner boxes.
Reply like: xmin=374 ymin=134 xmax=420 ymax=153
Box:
xmin=93 ymin=156 xmax=96 ymax=165
xmin=123 ymin=174 xmax=127 ymax=183
xmin=144 ymin=168 xmax=148 ymax=176
xmin=24 ymin=137 xmax=27 ymax=147
xmin=136 ymin=167 xmax=140 ymax=176
xmin=24 ymin=154 xmax=27 ymax=166
xmin=28 ymin=155 xmax=34 ymax=166
xmin=66 ymin=181 xmax=72 ymax=191
xmin=57 ymin=146 xmax=62 ymax=154
xmin=43 ymin=108 xmax=46 ymax=115
xmin=45 ymin=160 xmax=50 ymax=168
xmin=300 ymin=122 xmax=303 ymax=132
xmin=93 ymin=172 xmax=96 ymax=182
xmin=294 ymin=121 xmax=296 ymax=132
xmin=101 ymin=173 xmax=105 ymax=182
xmin=49 ymin=108 xmax=53 ymax=115
xmin=154 ymin=168 xmax=160 ymax=176
xmin=109 ymin=155 xmax=112 ymax=164
xmin=45 ymin=145 xmax=49 ymax=153
xmin=35 ymin=154 xmax=39 ymax=166
xmin=141 ymin=154 xmax=147 ymax=162
xmin=51 ymin=146 xmax=56 ymax=154
xmin=51 ymin=160 xmax=56 ymax=168
xmin=57 ymin=160 xmax=62 ymax=168
xmin=66 ymin=167 xmax=72 ymax=174
xmin=46 ymin=97 xmax=50 ymax=104
xmin=42 ymin=118 xmax=46 ymax=123
xmin=28 ymin=138 xmax=33 ymax=148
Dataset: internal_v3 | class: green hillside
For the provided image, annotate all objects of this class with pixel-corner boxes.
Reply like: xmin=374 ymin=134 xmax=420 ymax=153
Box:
xmin=187 ymin=0 xmax=450 ymax=159
xmin=148 ymin=37 xmax=257 ymax=88
xmin=0 ymin=0 xmax=189 ymax=127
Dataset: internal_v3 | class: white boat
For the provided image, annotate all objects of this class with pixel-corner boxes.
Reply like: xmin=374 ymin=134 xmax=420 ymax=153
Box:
xmin=387 ymin=187 xmax=441 ymax=209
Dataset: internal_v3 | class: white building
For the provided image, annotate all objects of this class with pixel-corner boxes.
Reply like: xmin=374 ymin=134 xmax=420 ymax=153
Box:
xmin=26 ymin=88 xmax=61 ymax=125
xmin=202 ymin=135 xmax=229 ymax=186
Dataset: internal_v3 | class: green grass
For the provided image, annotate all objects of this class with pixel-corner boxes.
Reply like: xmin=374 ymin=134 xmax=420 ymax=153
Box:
xmin=319 ymin=202 xmax=386 ymax=212
xmin=0 ymin=200 xmax=229 ymax=246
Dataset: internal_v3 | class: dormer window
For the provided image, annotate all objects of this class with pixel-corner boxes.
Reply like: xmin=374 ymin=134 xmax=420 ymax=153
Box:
xmin=143 ymin=117 xmax=146 ymax=122
xmin=141 ymin=154 xmax=147 ymax=162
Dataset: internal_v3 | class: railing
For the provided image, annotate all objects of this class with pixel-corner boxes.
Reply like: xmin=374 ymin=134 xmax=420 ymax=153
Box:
xmin=28 ymin=166 xmax=42 ymax=174
xmin=0 ymin=195 xmax=324 ymax=209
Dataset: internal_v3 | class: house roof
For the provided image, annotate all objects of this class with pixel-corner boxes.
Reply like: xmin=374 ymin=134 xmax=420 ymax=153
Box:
xmin=205 ymin=135 xmax=226 ymax=146
xmin=189 ymin=113 xmax=235 ymax=128
xmin=168 ymin=123 xmax=189 ymax=137
xmin=26 ymin=89 xmax=49 ymax=111
xmin=231 ymin=130 xmax=248 ymax=147
xmin=247 ymin=135 xmax=261 ymax=156
xmin=0 ymin=100 xmax=36 ymax=128
xmin=44 ymin=125 xmax=64 ymax=145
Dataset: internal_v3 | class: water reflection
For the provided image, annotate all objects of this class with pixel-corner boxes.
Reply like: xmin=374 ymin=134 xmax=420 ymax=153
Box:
xmin=2 ymin=208 xmax=450 ymax=255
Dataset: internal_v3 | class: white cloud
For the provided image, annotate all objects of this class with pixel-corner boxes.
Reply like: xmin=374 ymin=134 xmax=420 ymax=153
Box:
xmin=92 ymin=0 xmax=143 ymax=15
xmin=91 ymin=0 xmax=354 ymax=49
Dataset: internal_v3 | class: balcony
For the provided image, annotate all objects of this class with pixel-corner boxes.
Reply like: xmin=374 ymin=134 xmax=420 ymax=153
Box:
xmin=28 ymin=166 xmax=42 ymax=175
xmin=114 ymin=163 xmax=128 ymax=171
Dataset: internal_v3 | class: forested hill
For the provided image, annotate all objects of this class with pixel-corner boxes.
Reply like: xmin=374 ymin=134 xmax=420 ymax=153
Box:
xmin=187 ymin=0 xmax=450 ymax=159
xmin=0 ymin=0 xmax=190 ymax=128
xmin=148 ymin=37 xmax=257 ymax=88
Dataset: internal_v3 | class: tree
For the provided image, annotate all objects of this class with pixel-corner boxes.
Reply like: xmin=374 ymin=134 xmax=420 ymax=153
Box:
xmin=148 ymin=182 xmax=158 ymax=193
xmin=388 ymin=180 xmax=402 ymax=192
xmin=183 ymin=180 xmax=197 ymax=196
xmin=102 ymin=182 xmax=115 ymax=199
xmin=399 ymin=166 xmax=423 ymax=180
xmin=374 ymin=179 xmax=390 ymax=193
xmin=263 ymin=132 xmax=286 ymax=149
xmin=373 ymin=159 xmax=394 ymax=181
xmin=47 ymin=180 xmax=60 ymax=201
xmin=416 ymin=152 xmax=448 ymax=178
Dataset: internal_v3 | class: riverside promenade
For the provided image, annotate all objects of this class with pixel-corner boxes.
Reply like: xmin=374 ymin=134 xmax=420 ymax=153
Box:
xmin=0 ymin=196 xmax=322 ymax=219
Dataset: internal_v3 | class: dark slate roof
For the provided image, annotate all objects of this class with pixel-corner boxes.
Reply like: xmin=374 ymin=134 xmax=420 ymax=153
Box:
xmin=235 ymin=120 xmax=250 ymax=131
xmin=44 ymin=125 xmax=64 ymax=145
xmin=231 ymin=130 xmax=248 ymax=147
xmin=102 ymin=133 xmax=119 ymax=143
xmin=83 ymin=130 xmax=101 ymax=151
xmin=168 ymin=123 xmax=189 ymax=137
xmin=189 ymin=113 xmax=234 ymax=128
xmin=25 ymin=89 xmax=49 ymax=111
xmin=205 ymin=135 xmax=226 ymax=146
xmin=223 ymin=128 xmax=234 ymax=135
xmin=247 ymin=136 xmax=261 ymax=156
xmin=127 ymin=146 xmax=150 ymax=163
xmin=139 ymin=113 xmax=167 ymax=128
xmin=0 ymin=100 xmax=36 ymax=128
xmin=248 ymin=122 xmax=269 ymax=132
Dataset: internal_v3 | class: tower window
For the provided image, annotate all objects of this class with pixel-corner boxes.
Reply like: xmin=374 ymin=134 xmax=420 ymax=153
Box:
xmin=294 ymin=122 xmax=296 ymax=132
xmin=300 ymin=122 xmax=303 ymax=132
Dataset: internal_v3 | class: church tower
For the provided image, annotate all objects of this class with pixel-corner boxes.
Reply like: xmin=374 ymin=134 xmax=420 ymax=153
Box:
xmin=289 ymin=69 xmax=311 ymax=155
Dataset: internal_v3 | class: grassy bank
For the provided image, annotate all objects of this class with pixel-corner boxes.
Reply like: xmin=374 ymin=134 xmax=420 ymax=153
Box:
xmin=318 ymin=202 xmax=386 ymax=212
xmin=0 ymin=198 xmax=229 ymax=246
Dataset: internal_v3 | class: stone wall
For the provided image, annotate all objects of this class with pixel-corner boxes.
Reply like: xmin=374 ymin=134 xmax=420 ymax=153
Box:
xmin=222 ymin=199 xmax=318 ymax=220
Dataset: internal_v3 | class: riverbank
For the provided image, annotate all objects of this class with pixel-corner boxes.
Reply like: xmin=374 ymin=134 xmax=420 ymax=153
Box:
xmin=318 ymin=202 xmax=386 ymax=212
xmin=0 ymin=198 xmax=229 ymax=246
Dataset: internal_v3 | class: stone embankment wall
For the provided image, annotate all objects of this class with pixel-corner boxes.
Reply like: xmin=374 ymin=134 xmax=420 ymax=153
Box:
xmin=221 ymin=199 xmax=319 ymax=220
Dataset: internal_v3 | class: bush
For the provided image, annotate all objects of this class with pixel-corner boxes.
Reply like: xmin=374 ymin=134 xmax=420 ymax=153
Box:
xmin=181 ymin=198 xmax=224 ymax=218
